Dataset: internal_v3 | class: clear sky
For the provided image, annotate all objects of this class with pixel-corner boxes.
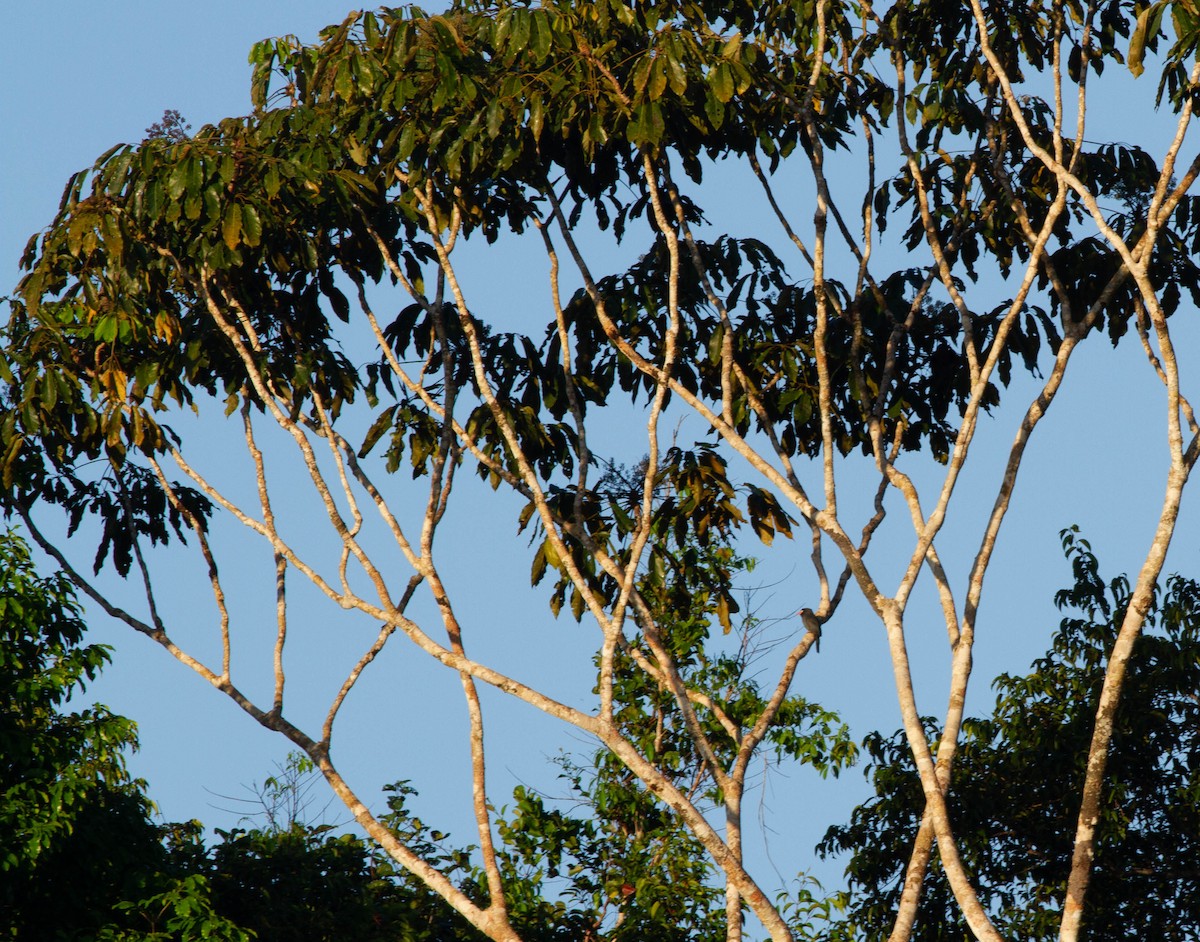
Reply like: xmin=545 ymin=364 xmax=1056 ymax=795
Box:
xmin=3 ymin=0 xmax=1198 ymax=907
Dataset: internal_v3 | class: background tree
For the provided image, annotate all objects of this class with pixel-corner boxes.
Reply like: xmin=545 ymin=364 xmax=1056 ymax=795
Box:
xmin=0 ymin=528 xmax=169 ymax=940
xmin=821 ymin=530 xmax=1200 ymax=941
xmin=4 ymin=0 xmax=1200 ymax=939
xmin=0 ymin=524 xmax=461 ymax=942
xmin=484 ymin=535 xmax=854 ymax=942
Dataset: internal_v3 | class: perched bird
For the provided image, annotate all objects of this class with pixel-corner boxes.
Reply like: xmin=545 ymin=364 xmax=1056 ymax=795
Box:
xmin=799 ymin=607 xmax=822 ymax=653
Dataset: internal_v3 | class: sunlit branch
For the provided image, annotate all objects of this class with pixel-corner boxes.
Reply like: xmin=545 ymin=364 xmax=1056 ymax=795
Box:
xmin=890 ymin=47 xmax=981 ymax=385
xmin=891 ymin=190 xmax=1065 ymax=611
xmin=352 ymin=278 xmax=531 ymax=502
xmin=640 ymin=150 xmax=734 ymax=798
xmin=619 ymin=636 xmax=742 ymax=745
xmin=542 ymin=179 xmax=885 ymax=613
xmin=828 ymin=457 xmax=895 ymax=625
xmin=410 ymin=185 xmax=614 ymax=638
xmin=317 ymin=753 xmax=518 ymax=942
xmin=166 ymin=445 xmax=363 ymax=612
xmin=16 ymin=506 xmax=320 ymax=754
xmin=1134 ymin=302 xmax=1199 ymax=439
xmin=196 ymin=276 xmax=396 ymax=610
xmin=536 ymin=215 xmax=621 ymax=719
xmin=732 ymin=629 xmax=819 ymax=782
xmin=1068 ymin=3 xmax=1098 ymax=171
xmin=1059 ymin=458 xmax=1193 ymax=942
xmin=295 ymin=401 xmax=426 ymax=577
xmin=1051 ymin=0 xmax=1066 ymax=167
xmin=803 ymin=0 xmax=840 ymax=520
xmin=241 ymin=398 xmax=290 ymax=711
xmin=144 ymin=456 xmax=234 ymax=680
xmin=323 ymin=621 xmax=397 ymax=746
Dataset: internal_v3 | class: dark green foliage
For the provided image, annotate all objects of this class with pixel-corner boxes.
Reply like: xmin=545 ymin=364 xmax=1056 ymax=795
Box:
xmin=0 ymin=529 xmax=169 ymax=940
xmin=821 ymin=529 xmax=1200 ymax=941
xmin=7 ymin=0 xmax=1200 ymax=616
xmin=0 ymin=529 xmax=256 ymax=942
xmin=204 ymin=824 xmax=472 ymax=942
xmin=0 ymin=0 xmax=1080 ymax=600
xmin=494 ymin=767 xmax=726 ymax=942
xmin=0 ymin=531 xmax=471 ymax=941
xmin=97 ymin=870 xmax=253 ymax=942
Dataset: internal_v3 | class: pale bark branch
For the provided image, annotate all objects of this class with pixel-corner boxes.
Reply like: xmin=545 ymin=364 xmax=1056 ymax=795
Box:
xmin=144 ymin=457 xmax=234 ymax=682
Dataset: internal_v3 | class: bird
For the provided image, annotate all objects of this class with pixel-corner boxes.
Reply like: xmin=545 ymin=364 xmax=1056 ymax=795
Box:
xmin=799 ymin=607 xmax=822 ymax=653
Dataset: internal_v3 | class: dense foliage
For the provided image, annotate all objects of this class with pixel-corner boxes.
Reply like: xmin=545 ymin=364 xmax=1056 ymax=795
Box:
xmin=0 ymin=530 xmax=167 ymax=940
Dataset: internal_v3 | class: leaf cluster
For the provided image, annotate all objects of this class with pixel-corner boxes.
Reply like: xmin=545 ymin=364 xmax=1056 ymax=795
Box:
xmin=5 ymin=0 xmax=1174 ymax=608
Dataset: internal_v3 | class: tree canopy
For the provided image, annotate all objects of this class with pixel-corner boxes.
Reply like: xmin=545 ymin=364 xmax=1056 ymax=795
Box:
xmin=5 ymin=0 xmax=1200 ymax=939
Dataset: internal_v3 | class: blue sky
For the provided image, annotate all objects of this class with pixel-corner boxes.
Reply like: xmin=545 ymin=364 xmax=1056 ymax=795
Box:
xmin=4 ymin=0 xmax=1199 ymax=908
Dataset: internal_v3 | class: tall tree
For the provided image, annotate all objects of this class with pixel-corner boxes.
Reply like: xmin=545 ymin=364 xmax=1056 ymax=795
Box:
xmin=821 ymin=529 xmax=1200 ymax=941
xmin=4 ymin=0 xmax=1200 ymax=939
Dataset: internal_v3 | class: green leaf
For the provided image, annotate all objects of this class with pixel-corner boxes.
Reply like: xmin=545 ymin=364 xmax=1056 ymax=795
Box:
xmin=665 ymin=50 xmax=688 ymax=94
xmin=510 ymin=11 xmax=530 ymax=58
xmin=94 ymin=315 xmax=118 ymax=344
xmin=167 ymin=160 xmax=189 ymax=201
xmin=100 ymin=215 xmax=123 ymax=261
xmin=335 ymin=62 xmax=355 ymax=100
xmin=264 ymin=164 xmax=281 ymax=198
xmin=486 ymin=97 xmax=505 ymax=138
xmin=708 ymin=63 xmax=734 ymax=103
xmin=184 ymin=155 xmax=203 ymax=197
xmin=530 ymin=13 xmax=552 ymax=61
xmin=631 ymin=55 xmax=653 ymax=96
xmin=222 ymin=203 xmax=242 ymax=250
xmin=704 ymin=90 xmax=724 ymax=128
xmin=529 ymin=94 xmax=545 ymax=140
xmin=185 ymin=191 xmax=203 ymax=220
xmin=240 ymin=204 xmax=262 ymax=247
xmin=629 ymin=101 xmax=665 ymax=146
xmin=648 ymin=56 xmax=668 ymax=100
xmin=397 ymin=122 xmax=417 ymax=161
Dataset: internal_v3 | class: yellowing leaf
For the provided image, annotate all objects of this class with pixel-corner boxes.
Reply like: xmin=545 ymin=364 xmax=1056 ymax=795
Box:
xmin=709 ymin=63 xmax=734 ymax=103
xmin=1129 ymin=1 xmax=1165 ymax=77
xmin=222 ymin=203 xmax=242 ymax=250
xmin=346 ymin=135 xmax=369 ymax=167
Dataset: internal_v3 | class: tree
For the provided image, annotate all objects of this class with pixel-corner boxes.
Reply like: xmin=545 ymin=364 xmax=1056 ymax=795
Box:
xmin=482 ymin=536 xmax=854 ymax=941
xmin=200 ymin=821 xmax=472 ymax=942
xmin=194 ymin=755 xmax=483 ymax=942
xmin=4 ymin=0 xmax=1200 ymax=939
xmin=821 ymin=530 xmax=1200 ymax=941
xmin=0 ymin=526 xmax=471 ymax=942
xmin=0 ymin=528 xmax=166 ymax=939
xmin=0 ymin=526 xmax=257 ymax=942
